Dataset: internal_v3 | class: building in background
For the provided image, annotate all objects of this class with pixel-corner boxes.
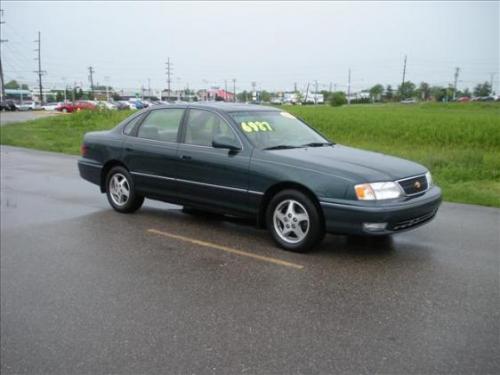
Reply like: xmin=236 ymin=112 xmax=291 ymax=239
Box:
xmin=197 ymin=88 xmax=234 ymax=102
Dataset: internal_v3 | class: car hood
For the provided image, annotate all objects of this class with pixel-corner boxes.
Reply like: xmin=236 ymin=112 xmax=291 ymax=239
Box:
xmin=260 ymin=144 xmax=427 ymax=182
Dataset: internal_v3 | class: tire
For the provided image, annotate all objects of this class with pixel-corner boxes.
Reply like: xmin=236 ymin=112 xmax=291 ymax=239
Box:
xmin=266 ymin=189 xmax=325 ymax=252
xmin=105 ymin=166 xmax=144 ymax=213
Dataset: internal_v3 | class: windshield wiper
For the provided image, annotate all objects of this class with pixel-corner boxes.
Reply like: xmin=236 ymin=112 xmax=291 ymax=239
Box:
xmin=300 ymin=142 xmax=333 ymax=148
xmin=262 ymin=145 xmax=299 ymax=150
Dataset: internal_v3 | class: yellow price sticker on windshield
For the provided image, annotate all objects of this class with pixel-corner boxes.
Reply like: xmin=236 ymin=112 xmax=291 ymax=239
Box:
xmin=241 ymin=121 xmax=273 ymax=132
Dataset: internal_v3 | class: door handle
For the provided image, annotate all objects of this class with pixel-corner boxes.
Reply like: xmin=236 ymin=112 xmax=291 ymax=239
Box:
xmin=125 ymin=147 xmax=134 ymax=152
xmin=180 ymin=155 xmax=192 ymax=160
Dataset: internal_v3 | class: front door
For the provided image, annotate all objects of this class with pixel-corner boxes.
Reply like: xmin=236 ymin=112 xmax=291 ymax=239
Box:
xmin=176 ymin=109 xmax=251 ymax=214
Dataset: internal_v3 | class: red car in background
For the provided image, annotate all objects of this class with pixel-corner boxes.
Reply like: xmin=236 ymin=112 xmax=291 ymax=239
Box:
xmin=56 ymin=101 xmax=96 ymax=113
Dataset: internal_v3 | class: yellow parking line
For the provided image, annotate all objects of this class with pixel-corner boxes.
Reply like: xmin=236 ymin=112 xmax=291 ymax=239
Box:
xmin=147 ymin=228 xmax=304 ymax=270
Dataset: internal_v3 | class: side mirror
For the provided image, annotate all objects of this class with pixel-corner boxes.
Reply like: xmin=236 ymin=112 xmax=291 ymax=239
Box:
xmin=212 ymin=135 xmax=241 ymax=152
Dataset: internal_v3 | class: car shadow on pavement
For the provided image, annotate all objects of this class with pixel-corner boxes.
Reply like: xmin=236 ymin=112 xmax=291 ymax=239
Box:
xmin=131 ymin=205 xmax=431 ymax=261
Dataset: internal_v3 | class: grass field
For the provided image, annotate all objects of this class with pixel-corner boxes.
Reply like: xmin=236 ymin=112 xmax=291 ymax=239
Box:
xmin=1 ymin=102 xmax=499 ymax=207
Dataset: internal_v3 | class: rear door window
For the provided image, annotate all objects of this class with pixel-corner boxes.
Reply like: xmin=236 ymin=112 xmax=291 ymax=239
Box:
xmin=137 ymin=109 xmax=184 ymax=142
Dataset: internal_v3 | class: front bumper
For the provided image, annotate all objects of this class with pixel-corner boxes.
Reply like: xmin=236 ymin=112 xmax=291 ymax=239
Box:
xmin=320 ymin=186 xmax=442 ymax=235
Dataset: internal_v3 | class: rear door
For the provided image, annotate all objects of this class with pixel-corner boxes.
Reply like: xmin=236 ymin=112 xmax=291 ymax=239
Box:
xmin=176 ymin=108 xmax=252 ymax=214
xmin=123 ymin=107 xmax=185 ymax=198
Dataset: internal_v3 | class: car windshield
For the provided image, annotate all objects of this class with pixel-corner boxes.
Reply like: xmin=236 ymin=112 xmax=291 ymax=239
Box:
xmin=229 ymin=110 xmax=330 ymax=149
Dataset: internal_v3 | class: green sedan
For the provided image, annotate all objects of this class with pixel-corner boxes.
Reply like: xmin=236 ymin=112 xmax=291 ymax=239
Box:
xmin=78 ymin=103 xmax=442 ymax=252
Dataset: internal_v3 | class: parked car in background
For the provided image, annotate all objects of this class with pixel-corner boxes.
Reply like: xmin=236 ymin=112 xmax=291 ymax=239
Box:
xmin=55 ymin=100 xmax=97 ymax=113
xmin=96 ymin=101 xmax=118 ymax=110
xmin=75 ymin=101 xmax=97 ymax=111
xmin=400 ymin=98 xmax=417 ymax=104
xmin=147 ymin=100 xmax=169 ymax=106
xmin=116 ymin=101 xmax=131 ymax=110
xmin=79 ymin=103 xmax=442 ymax=252
xmin=42 ymin=102 xmax=61 ymax=111
xmin=15 ymin=101 xmax=37 ymax=111
xmin=480 ymin=96 xmax=496 ymax=102
xmin=128 ymin=99 xmax=146 ymax=110
xmin=1 ymin=100 xmax=17 ymax=111
xmin=457 ymin=96 xmax=470 ymax=103
xmin=55 ymin=102 xmax=76 ymax=113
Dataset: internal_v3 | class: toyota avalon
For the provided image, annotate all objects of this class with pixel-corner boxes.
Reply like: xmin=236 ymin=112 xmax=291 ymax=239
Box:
xmin=78 ymin=103 xmax=442 ymax=252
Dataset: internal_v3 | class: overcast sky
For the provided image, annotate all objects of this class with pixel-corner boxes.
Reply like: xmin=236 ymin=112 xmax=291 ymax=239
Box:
xmin=1 ymin=1 xmax=498 ymax=93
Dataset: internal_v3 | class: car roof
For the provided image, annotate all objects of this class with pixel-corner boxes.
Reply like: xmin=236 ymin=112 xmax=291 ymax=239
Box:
xmin=151 ymin=102 xmax=280 ymax=113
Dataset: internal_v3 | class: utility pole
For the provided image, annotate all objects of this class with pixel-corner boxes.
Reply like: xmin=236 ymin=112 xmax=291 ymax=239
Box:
xmin=314 ymin=80 xmax=318 ymax=104
xmin=104 ymin=76 xmax=110 ymax=102
xmin=490 ymin=72 xmax=496 ymax=94
xmin=224 ymin=79 xmax=228 ymax=101
xmin=401 ymin=55 xmax=407 ymax=99
xmin=329 ymin=82 xmax=332 ymax=92
xmin=294 ymin=82 xmax=297 ymax=92
xmin=19 ymin=80 xmax=23 ymax=105
xmin=34 ymin=31 xmax=45 ymax=105
xmin=165 ymin=58 xmax=173 ymax=99
xmin=304 ymin=82 xmax=310 ymax=103
xmin=232 ymin=78 xmax=236 ymax=102
xmin=62 ymin=77 xmax=67 ymax=103
xmin=0 ymin=9 xmax=7 ymax=102
xmin=453 ymin=67 xmax=460 ymax=100
xmin=347 ymin=68 xmax=351 ymax=105
xmin=88 ymin=66 xmax=95 ymax=98
xmin=147 ymin=78 xmax=151 ymax=97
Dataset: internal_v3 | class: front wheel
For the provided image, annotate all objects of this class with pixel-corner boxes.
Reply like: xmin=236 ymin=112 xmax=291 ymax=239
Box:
xmin=105 ymin=166 xmax=144 ymax=213
xmin=266 ymin=190 xmax=325 ymax=252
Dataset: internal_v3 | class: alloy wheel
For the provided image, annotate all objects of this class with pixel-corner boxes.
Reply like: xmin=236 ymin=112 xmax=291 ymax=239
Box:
xmin=273 ymin=199 xmax=310 ymax=244
xmin=108 ymin=173 xmax=130 ymax=207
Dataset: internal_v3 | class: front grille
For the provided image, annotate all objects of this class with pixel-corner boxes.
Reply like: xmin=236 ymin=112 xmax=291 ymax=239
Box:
xmin=398 ymin=175 xmax=428 ymax=195
xmin=389 ymin=209 xmax=437 ymax=231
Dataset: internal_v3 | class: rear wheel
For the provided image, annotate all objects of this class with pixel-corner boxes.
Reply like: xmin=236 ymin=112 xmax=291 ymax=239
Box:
xmin=266 ymin=189 xmax=324 ymax=252
xmin=105 ymin=166 xmax=144 ymax=213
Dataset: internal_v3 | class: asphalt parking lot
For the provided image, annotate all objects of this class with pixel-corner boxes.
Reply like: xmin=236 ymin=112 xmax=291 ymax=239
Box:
xmin=1 ymin=145 xmax=499 ymax=374
xmin=0 ymin=111 xmax=60 ymax=126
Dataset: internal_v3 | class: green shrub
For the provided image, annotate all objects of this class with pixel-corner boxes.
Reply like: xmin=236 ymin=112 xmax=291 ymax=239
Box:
xmin=329 ymin=91 xmax=347 ymax=107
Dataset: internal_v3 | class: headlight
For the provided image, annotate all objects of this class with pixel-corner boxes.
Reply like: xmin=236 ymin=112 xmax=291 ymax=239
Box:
xmin=355 ymin=181 xmax=403 ymax=200
xmin=425 ymin=171 xmax=433 ymax=187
